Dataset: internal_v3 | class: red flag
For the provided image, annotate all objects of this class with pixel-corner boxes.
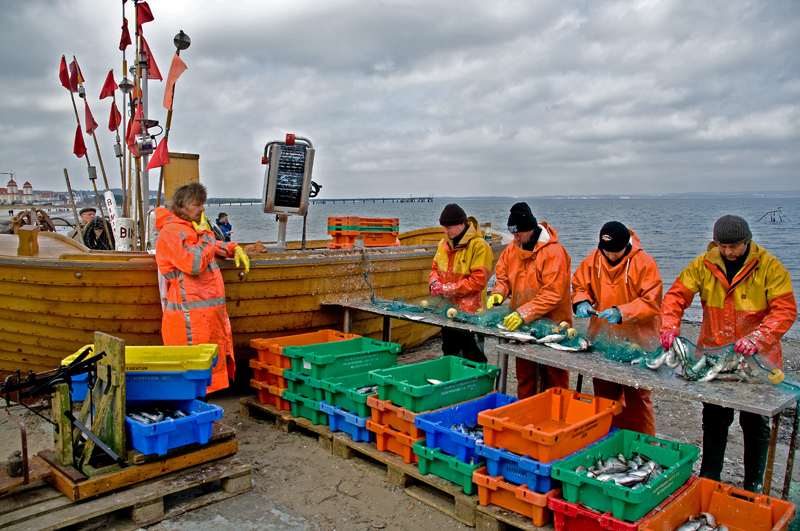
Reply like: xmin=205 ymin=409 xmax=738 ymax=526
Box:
xmin=84 ymin=101 xmax=98 ymax=135
xmin=163 ymin=53 xmax=188 ymax=110
xmin=59 ymin=56 xmax=70 ymax=90
xmin=99 ymin=70 xmax=117 ymax=99
xmin=119 ymin=18 xmax=132 ymax=51
xmin=140 ymin=37 xmax=162 ymax=81
xmin=73 ymin=125 xmax=87 ymax=158
xmin=108 ymin=101 xmax=122 ymax=132
xmin=137 ymin=2 xmax=154 ymax=33
xmin=127 ymin=103 xmax=143 ymax=157
xmin=145 ymin=138 xmax=170 ymax=171
xmin=68 ymin=60 xmax=80 ymax=92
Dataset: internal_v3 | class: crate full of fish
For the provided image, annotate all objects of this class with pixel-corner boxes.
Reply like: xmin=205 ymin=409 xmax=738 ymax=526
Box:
xmin=413 ymin=440 xmax=484 ymax=495
xmin=639 ymin=478 xmax=795 ymax=531
xmin=476 ymin=428 xmax=619 ymax=494
xmin=283 ymin=370 xmax=326 ymax=401
xmin=472 ymin=466 xmax=560 ymax=527
xmin=368 ymin=356 xmax=500 ymax=413
xmin=415 ymin=392 xmax=518 ymax=464
xmin=319 ymin=401 xmax=374 ymax=443
xmin=126 ymin=399 xmax=223 ymax=457
xmin=365 ymin=419 xmax=424 ymax=464
xmin=478 ymin=387 xmax=622 ymax=463
xmin=250 ymin=330 xmax=360 ymax=367
xmin=551 ymin=430 xmax=701 ymax=522
xmin=282 ymin=338 xmax=400 ymax=379
xmin=367 ymin=395 xmax=426 ymax=438
xmin=549 ymin=477 xmax=696 ymax=531
xmin=283 ymin=390 xmax=328 ymax=425
xmin=318 ymin=370 xmax=385 ymax=417
xmin=250 ymin=379 xmax=292 ymax=411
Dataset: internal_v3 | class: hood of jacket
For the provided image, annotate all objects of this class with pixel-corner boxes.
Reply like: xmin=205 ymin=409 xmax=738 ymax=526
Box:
xmin=511 ymin=222 xmax=559 ymax=259
xmin=444 ymin=216 xmax=483 ymax=251
xmin=154 ymin=206 xmax=193 ymax=231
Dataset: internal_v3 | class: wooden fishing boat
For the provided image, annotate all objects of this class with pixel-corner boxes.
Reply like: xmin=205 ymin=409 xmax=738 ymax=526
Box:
xmin=0 ymin=227 xmax=509 ymax=378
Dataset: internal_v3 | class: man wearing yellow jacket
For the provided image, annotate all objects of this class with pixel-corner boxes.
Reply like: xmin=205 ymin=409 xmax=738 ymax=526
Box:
xmin=661 ymin=214 xmax=797 ymax=492
xmin=430 ymin=203 xmax=493 ymax=363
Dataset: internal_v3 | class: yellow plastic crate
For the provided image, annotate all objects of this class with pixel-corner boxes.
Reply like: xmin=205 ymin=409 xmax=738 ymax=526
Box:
xmin=63 ymin=344 xmax=218 ymax=372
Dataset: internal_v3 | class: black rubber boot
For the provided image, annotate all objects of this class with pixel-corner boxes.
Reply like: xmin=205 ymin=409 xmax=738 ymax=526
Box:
xmin=699 ymin=404 xmax=734 ymax=481
xmin=742 ymin=412 xmax=771 ymax=493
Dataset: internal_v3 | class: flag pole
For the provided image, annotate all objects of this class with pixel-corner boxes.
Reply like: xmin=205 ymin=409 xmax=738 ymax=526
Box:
xmin=120 ymin=0 xmax=129 ymax=217
xmin=63 ymin=168 xmax=85 ymax=246
xmin=134 ymin=1 xmax=146 ymax=251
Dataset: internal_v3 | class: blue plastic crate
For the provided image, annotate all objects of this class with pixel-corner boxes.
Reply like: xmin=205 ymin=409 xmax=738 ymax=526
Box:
xmin=414 ymin=392 xmax=518 ymax=463
xmin=476 ymin=428 xmax=620 ymax=493
xmin=319 ymin=401 xmax=375 ymax=443
xmin=69 ymin=370 xmax=213 ymax=404
xmin=69 ymin=373 xmax=89 ymax=402
xmin=126 ymin=400 xmax=223 ymax=456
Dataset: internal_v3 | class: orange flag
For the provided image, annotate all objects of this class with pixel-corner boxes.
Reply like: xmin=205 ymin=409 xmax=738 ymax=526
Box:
xmin=140 ymin=36 xmax=162 ymax=81
xmin=108 ymin=101 xmax=121 ymax=132
xmin=163 ymin=53 xmax=187 ymax=110
xmin=145 ymin=138 xmax=170 ymax=171
xmin=84 ymin=100 xmax=98 ymax=135
xmin=73 ymin=125 xmax=87 ymax=158
xmin=59 ymin=56 xmax=70 ymax=90
xmin=99 ymin=70 xmax=118 ymax=99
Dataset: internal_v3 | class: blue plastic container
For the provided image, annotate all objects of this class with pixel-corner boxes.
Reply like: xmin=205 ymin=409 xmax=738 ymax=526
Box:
xmin=69 ymin=373 xmax=89 ymax=402
xmin=414 ymin=392 xmax=518 ymax=463
xmin=476 ymin=428 xmax=619 ymax=493
xmin=126 ymin=399 xmax=223 ymax=456
xmin=319 ymin=401 xmax=375 ymax=443
xmin=126 ymin=370 xmax=213 ymax=405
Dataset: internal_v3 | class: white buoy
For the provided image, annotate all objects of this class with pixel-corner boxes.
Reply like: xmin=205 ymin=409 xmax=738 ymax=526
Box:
xmin=116 ymin=218 xmax=136 ymax=251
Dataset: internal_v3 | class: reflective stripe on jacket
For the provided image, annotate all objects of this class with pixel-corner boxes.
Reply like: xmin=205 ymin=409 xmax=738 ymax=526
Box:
xmin=572 ymin=229 xmax=662 ymax=350
xmin=155 ymin=207 xmax=238 ymax=392
xmin=661 ymin=241 xmax=797 ymax=367
xmin=429 ymin=217 xmax=493 ymax=314
xmin=491 ymin=222 xmax=572 ymax=326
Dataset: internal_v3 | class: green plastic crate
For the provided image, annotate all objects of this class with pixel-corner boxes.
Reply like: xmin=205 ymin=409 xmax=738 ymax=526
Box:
xmin=283 ymin=370 xmax=326 ymax=401
xmin=550 ymin=429 xmax=700 ymax=522
xmin=368 ymin=356 xmax=500 ymax=413
xmin=283 ymin=390 xmax=328 ymax=426
xmin=318 ymin=370 xmax=389 ymax=417
xmin=414 ymin=440 xmax=483 ymax=495
xmin=282 ymin=338 xmax=400 ymax=379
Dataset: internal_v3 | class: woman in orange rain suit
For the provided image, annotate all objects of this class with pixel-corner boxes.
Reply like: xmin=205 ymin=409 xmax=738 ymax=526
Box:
xmin=155 ymin=182 xmax=249 ymax=393
xmin=572 ymin=221 xmax=661 ymax=436
xmin=489 ymin=203 xmax=571 ymax=398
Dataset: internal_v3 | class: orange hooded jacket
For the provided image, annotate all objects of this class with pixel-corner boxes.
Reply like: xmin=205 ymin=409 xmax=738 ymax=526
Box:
xmin=572 ymin=229 xmax=662 ymax=350
xmin=661 ymin=241 xmax=796 ymax=368
xmin=491 ymin=223 xmax=572 ymax=326
xmin=155 ymin=207 xmax=237 ymax=392
xmin=429 ymin=217 xmax=493 ymax=315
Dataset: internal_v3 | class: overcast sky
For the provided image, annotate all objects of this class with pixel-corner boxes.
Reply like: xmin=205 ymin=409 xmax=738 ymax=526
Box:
xmin=1 ymin=0 xmax=799 ymax=199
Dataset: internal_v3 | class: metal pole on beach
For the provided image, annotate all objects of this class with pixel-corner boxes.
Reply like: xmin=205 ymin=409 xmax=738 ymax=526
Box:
xmin=63 ymin=168 xmax=85 ymax=245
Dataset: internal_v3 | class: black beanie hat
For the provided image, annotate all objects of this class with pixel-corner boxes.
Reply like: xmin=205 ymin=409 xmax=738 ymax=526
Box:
xmin=439 ymin=203 xmax=467 ymax=226
xmin=507 ymin=202 xmax=537 ymax=233
xmin=599 ymin=221 xmax=630 ymax=252
xmin=713 ymin=214 xmax=752 ymax=245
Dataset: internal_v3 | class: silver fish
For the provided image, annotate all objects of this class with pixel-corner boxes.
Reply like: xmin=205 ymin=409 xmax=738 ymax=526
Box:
xmin=535 ymin=334 xmax=567 ymax=344
xmin=646 ymin=349 xmax=671 ymax=369
xmin=545 ymin=338 xmax=590 ymax=351
xmin=426 ymin=378 xmax=442 ymax=385
xmin=575 ymin=465 xmax=586 ymax=474
xmin=676 ymin=520 xmax=704 ymax=531
xmin=666 ymin=349 xmax=682 ymax=368
xmin=595 ymin=473 xmax=620 ymax=482
xmin=701 ymin=513 xmax=717 ymax=527
xmin=614 ymin=475 xmax=644 ymax=486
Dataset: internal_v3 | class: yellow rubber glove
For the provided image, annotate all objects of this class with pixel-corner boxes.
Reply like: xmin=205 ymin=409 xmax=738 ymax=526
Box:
xmin=503 ymin=311 xmax=524 ymax=331
xmin=191 ymin=212 xmax=212 ymax=234
xmin=234 ymin=246 xmax=250 ymax=274
xmin=486 ymin=293 xmax=504 ymax=309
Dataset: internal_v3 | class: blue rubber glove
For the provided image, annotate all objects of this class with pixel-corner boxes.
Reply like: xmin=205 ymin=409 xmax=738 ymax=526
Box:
xmin=598 ymin=307 xmax=621 ymax=324
xmin=575 ymin=302 xmax=593 ymax=318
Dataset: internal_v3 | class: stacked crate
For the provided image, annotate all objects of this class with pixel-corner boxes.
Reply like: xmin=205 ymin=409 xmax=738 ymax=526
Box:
xmin=319 ymin=371 xmax=383 ymax=442
xmin=326 ymin=217 xmax=400 ymax=249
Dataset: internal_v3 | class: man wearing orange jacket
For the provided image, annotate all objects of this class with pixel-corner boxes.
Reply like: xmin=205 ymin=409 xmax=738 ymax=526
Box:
xmin=487 ymin=202 xmax=571 ymax=397
xmin=572 ymin=221 xmax=662 ymax=436
xmin=430 ymin=203 xmax=493 ymax=363
xmin=661 ymin=214 xmax=796 ymax=493
xmin=155 ymin=182 xmax=250 ymax=393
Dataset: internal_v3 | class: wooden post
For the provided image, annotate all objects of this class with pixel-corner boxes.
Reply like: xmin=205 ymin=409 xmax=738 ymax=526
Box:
xmin=16 ymin=225 xmax=39 ymax=256
xmin=53 ymin=383 xmax=74 ymax=467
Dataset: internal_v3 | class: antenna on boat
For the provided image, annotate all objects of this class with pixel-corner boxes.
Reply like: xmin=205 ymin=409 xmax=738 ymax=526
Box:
xmin=757 ymin=207 xmax=791 ymax=223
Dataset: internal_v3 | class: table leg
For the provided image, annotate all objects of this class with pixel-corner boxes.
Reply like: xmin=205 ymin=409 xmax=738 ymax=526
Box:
xmin=764 ymin=413 xmax=781 ymax=495
xmin=782 ymin=404 xmax=800 ymax=499
xmin=576 ymin=374 xmax=583 ymax=393
xmin=383 ymin=316 xmax=392 ymax=343
xmin=497 ymin=338 xmax=509 ymax=394
xmin=343 ymin=308 xmax=352 ymax=334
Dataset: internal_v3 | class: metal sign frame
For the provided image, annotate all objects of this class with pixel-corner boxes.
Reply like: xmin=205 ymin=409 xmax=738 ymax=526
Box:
xmin=261 ymin=139 xmax=315 ymax=217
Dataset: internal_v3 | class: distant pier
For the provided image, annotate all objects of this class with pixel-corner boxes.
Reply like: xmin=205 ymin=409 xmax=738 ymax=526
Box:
xmin=310 ymin=196 xmax=434 ymax=205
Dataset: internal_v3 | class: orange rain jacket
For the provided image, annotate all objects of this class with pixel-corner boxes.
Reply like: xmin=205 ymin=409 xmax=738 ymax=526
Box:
xmin=155 ymin=207 xmax=238 ymax=392
xmin=491 ymin=223 xmax=572 ymax=326
xmin=661 ymin=241 xmax=797 ymax=368
xmin=429 ymin=217 xmax=494 ymax=315
xmin=572 ymin=230 xmax=663 ymax=350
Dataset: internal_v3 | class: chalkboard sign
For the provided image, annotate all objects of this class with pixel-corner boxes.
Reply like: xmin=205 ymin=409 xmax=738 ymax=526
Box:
xmin=262 ymin=142 xmax=315 ymax=216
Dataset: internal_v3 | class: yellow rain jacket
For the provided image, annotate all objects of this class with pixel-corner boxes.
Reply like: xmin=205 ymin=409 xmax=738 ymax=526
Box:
xmin=661 ymin=241 xmax=797 ymax=367
xmin=429 ymin=217 xmax=493 ymax=315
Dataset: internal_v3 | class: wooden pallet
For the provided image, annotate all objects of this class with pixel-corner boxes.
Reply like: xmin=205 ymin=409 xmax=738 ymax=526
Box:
xmin=0 ymin=456 xmax=251 ymax=531
xmin=475 ymin=504 xmax=554 ymax=531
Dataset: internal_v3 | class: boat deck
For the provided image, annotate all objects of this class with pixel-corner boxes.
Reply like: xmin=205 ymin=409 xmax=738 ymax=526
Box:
xmin=0 ymin=233 xmax=88 ymax=259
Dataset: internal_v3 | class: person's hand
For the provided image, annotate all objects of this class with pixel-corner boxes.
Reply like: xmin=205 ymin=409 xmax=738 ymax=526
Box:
xmin=503 ymin=311 xmax=524 ymax=331
xmin=575 ymin=301 xmax=593 ymax=318
xmin=192 ymin=213 xmax=212 ymax=234
xmin=598 ymin=307 xmax=621 ymax=324
xmin=487 ymin=293 xmax=504 ymax=309
xmin=234 ymin=246 xmax=250 ymax=274
xmin=430 ymin=282 xmax=444 ymax=296
xmin=660 ymin=330 xmax=677 ymax=350
xmin=734 ymin=337 xmax=758 ymax=356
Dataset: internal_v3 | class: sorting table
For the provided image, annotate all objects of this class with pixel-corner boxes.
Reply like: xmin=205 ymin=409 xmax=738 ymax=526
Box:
xmin=326 ymin=298 xmax=799 ymax=499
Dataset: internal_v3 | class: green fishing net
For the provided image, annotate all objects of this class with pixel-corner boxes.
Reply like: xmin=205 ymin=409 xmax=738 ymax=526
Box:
xmin=592 ymin=336 xmax=649 ymax=362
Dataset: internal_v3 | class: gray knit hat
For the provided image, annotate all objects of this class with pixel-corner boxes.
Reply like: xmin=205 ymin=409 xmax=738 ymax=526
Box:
xmin=713 ymin=215 xmax=752 ymax=245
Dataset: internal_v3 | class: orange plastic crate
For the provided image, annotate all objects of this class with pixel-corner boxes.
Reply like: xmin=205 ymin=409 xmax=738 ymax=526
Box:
xmin=250 ymin=379 xmax=292 ymax=410
xmin=249 ymin=360 xmax=288 ymax=389
xmin=366 ymin=419 xmax=424 ymax=464
xmin=473 ymin=466 xmax=559 ymax=527
xmin=327 ymin=216 xmax=361 ymax=227
xmin=640 ymin=478 xmax=795 ymax=531
xmin=250 ymin=330 xmax=360 ymax=365
xmin=478 ymin=388 xmax=621 ymax=462
xmin=367 ymin=395 xmax=425 ymax=438
xmin=358 ymin=218 xmax=399 ymax=229
xmin=328 ymin=233 xmax=358 ymax=246
xmin=327 ymin=242 xmax=356 ymax=249
xmin=361 ymin=232 xmax=400 ymax=247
